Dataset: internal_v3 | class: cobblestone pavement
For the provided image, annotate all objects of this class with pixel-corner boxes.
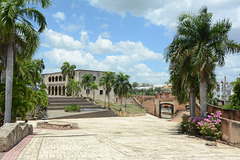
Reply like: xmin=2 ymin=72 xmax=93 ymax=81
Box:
xmin=16 ymin=114 xmax=240 ymax=160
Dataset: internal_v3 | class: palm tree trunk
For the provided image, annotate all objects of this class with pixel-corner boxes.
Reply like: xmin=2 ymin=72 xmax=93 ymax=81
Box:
xmin=93 ymin=90 xmax=95 ymax=102
xmin=72 ymin=90 xmax=74 ymax=106
xmin=1 ymin=69 xmax=5 ymax=83
xmin=87 ymin=87 xmax=89 ymax=98
xmin=108 ymin=93 xmax=110 ymax=109
xmin=200 ymin=70 xmax=207 ymax=118
xmin=4 ymin=43 xmax=14 ymax=124
xmin=190 ymin=86 xmax=196 ymax=117
xmin=104 ymin=92 xmax=106 ymax=108
xmin=120 ymin=98 xmax=122 ymax=111
xmin=125 ymin=97 xmax=127 ymax=111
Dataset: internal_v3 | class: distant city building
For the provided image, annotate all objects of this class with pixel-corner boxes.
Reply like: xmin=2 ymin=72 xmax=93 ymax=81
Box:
xmin=42 ymin=69 xmax=115 ymax=102
xmin=213 ymin=82 xmax=233 ymax=100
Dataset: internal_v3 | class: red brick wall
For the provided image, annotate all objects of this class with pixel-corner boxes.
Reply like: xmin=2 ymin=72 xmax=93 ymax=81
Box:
xmin=135 ymin=96 xmax=156 ymax=115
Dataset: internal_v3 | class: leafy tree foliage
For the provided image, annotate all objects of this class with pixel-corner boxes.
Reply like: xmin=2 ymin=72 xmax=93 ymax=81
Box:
xmin=99 ymin=71 xmax=115 ymax=108
xmin=90 ymin=82 xmax=98 ymax=102
xmin=114 ymin=72 xmax=132 ymax=111
xmin=0 ymin=59 xmax=48 ymax=122
xmin=165 ymin=6 xmax=240 ymax=117
xmin=66 ymin=78 xmax=81 ymax=106
xmin=61 ymin=62 xmax=76 ymax=80
xmin=224 ymin=78 xmax=240 ymax=110
xmin=0 ymin=0 xmax=50 ymax=123
xmin=81 ymin=73 xmax=94 ymax=98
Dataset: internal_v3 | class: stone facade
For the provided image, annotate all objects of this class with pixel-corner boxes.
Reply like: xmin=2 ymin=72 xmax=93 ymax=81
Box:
xmin=42 ymin=69 xmax=115 ymax=103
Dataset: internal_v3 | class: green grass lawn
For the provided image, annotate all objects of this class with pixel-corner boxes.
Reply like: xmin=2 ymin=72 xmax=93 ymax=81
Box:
xmin=95 ymin=100 xmax=145 ymax=114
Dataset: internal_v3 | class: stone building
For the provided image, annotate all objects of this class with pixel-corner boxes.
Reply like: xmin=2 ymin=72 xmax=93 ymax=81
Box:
xmin=42 ymin=69 xmax=115 ymax=103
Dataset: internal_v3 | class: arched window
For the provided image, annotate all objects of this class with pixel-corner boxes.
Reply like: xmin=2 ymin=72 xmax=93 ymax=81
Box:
xmin=52 ymin=86 xmax=54 ymax=95
xmin=52 ymin=76 xmax=54 ymax=82
xmin=63 ymin=86 xmax=65 ymax=96
xmin=59 ymin=86 xmax=61 ymax=95
xmin=56 ymin=76 xmax=58 ymax=82
xmin=49 ymin=77 xmax=51 ymax=82
xmin=59 ymin=76 xmax=62 ymax=81
xmin=48 ymin=86 xmax=50 ymax=95
xmin=55 ymin=86 xmax=57 ymax=95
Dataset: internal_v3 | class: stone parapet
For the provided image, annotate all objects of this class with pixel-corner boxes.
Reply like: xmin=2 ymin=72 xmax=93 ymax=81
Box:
xmin=221 ymin=118 xmax=240 ymax=144
xmin=114 ymin=111 xmax=146 ymax=117
xmin=0 ymin=123 xmax=33 ymax=152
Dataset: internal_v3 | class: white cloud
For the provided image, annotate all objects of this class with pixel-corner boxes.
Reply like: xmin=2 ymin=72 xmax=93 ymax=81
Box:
xmin=88 ymin=0 xmax=240 ymax=39
xmin=60 ymin=24 xmax=84 ymax=32
xmin=42 ymin=29 xmax=85 ymax=50
xmin=100 ymin=31 xmax=111 ymax=38
xmin=216 ymin=54 xmax=240 ymax=82
xmin=88 ymin=36 xmax=116 ymax=54
xmin=100 ymin=24 xmax=109 ymax=29
xmin=41 ymin=29 xmax=167 ymax=83
xmin=52 ymin=12 xmax=66 ymax=22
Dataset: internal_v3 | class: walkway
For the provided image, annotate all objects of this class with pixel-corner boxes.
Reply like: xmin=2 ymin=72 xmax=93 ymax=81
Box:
xmin=11 ymin=115 xmax=240 ymax=159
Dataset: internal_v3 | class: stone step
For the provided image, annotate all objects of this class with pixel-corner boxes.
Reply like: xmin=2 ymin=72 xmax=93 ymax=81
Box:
xmin=48 ymin=105 xmax=102 ymax=110
xmin=48 ymin=96 xmax=86 ymax=99
xmin=49 ymin=102 xmax=95 ymax=106
xmin=49 ymin=99 xmax=89 ymax=103
xmin=47 ymin=110 xmax=118 ymax=119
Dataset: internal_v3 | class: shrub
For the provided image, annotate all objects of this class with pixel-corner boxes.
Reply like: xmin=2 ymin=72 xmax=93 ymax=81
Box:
xmin=180 ymin=111 xmax=222 ymax=139
xmin=64 ymin=105 xmax=81 ymax=112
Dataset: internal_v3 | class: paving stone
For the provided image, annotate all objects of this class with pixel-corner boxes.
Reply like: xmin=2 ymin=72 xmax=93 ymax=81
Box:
xmin=13 ymin=114 xmax=240 ymax=160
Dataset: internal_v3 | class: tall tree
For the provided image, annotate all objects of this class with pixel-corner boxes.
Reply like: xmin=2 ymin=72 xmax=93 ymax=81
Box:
xmin=90 ymin=82 xmax=98 ymax=102
xmin=124 ymin=91 xmax=132 ymax=111
xmin=81 ymin=73 xmax=94 ymax=98
xmin=132 ymin=82 xmax=139 ymax=89
xmin=61 ymin=62 xmax=76 ymax=80
xmin=166 ymin=50 xmax=199 ymax=117
xmin=114 ymin=72 xmax=132 ymax=111
xmin=99 ymin=71 xmax=115 ymax=109
xmin=167 ymin=6 xmax=240 ymax=117
xmin=66 ymin=79 xmax=81 ymax=106
xmin=0 ymin=0 xmax=50 ymax=123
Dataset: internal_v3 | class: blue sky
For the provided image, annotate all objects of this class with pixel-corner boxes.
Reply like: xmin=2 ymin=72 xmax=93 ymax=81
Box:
xmin=34 ymin=0 xmax=240 ymax=84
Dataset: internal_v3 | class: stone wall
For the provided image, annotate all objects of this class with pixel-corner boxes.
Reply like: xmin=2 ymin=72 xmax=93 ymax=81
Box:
xmin=207 ymin=104 xmax=240 ymax=121
xmin=0 ymin=123 xmax=33 ymax=152
xmin=221 ymin=118 xmax=240 ymax=144
xmin=135 ymin=95 xmax=156 ymax=115
xmin=196 ymin=104 xmax=240 ymax=121
xmin=195 ymin=104 xmax=240 ymax=144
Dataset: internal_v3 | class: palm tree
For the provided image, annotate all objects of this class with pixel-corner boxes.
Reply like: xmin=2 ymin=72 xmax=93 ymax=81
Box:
xmin=167 ymin=6 xmax=240 ymax=117
xmin=66 ymin=79 xmax=81 ymax=106
xmin=90 ymin=82 xmax=98 ymax=102
xmin=166 ymin=50 xmax=199 ymax=117
xmin=124 ymin=91 xmax=132 ymax=111
xmin=99 ymin=71 xmax=115 ymax=109
xmin=114 ymin=72 xmax=132 ymax=111
xmin=61 ymin=62 xmax=76 ymax=80
xmin=0 ymin=0 xmax=50 ymax=123
xmin=81 ymin=74 xmax=94 ymax=99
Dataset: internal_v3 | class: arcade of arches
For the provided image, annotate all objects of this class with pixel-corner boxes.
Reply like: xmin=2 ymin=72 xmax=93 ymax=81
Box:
xmin=47 ymin=75 xmax=66 ymax=96
xmin=48 ymin=85 xmax=66 ymax=96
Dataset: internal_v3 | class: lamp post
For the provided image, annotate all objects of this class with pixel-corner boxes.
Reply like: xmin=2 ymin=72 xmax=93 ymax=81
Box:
xmin=221 ymin=76 xmax=228 ymax=105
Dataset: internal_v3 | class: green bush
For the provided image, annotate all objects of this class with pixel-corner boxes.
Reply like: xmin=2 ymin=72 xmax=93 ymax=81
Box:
xmin=64 ymin=105 xmax=81 ymax=112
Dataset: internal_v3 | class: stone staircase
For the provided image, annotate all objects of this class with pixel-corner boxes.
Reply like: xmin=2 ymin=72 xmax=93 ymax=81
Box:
xmin=48 ymin=97 xmax=102 ymax=110
xmin=47 ymin=96 xmax=118 ymax=119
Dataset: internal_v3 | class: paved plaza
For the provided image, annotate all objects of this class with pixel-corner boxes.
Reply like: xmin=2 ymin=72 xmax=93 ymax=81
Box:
xmin=9 ymin=114 xmax=240 ymax=159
